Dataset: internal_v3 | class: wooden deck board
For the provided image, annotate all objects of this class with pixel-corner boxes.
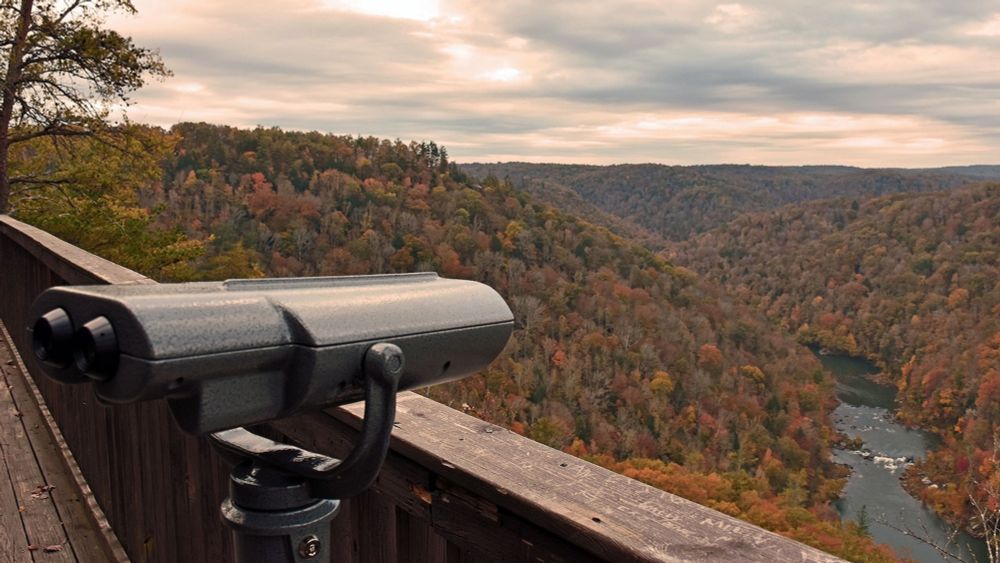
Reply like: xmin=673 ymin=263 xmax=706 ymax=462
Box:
xmin=0 ymin=349 xmax=74 ymax=561
xmin=0 ymin=417 xmax=30 ymax=563
xmin=0 ymin=323 xmax=128 ymax=562
xmin=1 ymin=344 xmax=117 ymax=563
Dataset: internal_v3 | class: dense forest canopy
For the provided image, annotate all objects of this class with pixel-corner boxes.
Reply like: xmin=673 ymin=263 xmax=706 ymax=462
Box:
xmin=460 ymin=162 xmax=993 ymax=243
xmin=675 ymin=184 xmax=1000 ymax=540
xmin=10 ymin=122 xmax=902 ymax=561
xmin=460 ymin=159 xmax=1000 ymax=556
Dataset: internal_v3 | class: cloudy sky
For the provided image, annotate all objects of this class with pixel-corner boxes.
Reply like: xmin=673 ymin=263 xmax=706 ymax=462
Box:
xmin=108 ymin=0 xmax=1000 ymax=167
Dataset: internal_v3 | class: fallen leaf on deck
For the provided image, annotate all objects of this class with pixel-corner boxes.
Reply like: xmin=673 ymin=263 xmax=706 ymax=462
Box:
xmin=44 ymin=545 xmax=64 ymax=552
xmin=30 ymin=484 xmax=56 ymax=499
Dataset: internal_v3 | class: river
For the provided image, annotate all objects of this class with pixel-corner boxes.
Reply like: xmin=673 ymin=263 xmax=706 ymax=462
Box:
xmin=819 ymin=352 xmax=988 ymax=562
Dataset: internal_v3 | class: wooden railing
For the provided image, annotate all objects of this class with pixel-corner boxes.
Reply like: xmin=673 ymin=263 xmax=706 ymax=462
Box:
xmin=0 ymin=215 xmax=844 ymax=563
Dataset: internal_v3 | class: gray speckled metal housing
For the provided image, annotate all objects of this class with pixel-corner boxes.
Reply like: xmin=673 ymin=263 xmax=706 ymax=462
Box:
xmin=29 ymin=273 xmax=513 ymax=434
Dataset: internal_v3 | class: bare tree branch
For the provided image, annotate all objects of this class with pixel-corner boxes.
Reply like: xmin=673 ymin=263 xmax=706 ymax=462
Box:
xmin=0 ymin=0 xmax=168 ymax=212
xmin=875 ymin=515 xmax=973 ymax=563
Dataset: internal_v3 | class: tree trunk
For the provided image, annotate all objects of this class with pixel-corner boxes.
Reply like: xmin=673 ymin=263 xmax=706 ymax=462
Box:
xmin=0 ymin=0 xmax=35 ymax=213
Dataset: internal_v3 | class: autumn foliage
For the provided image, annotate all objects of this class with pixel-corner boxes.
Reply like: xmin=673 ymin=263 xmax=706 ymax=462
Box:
xmin=459 ymin=162 xmax=981 ymax=242
xmin=19 ymin=123 xmax=906 ymax=561
xmin=677 ymin=184 xmax=1000 ymax=537
xmin=573 ymin=441 xmax=899 ymax=562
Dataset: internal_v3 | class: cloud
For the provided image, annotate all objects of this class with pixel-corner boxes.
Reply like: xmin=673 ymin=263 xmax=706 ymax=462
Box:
xmin=109 ymin=0 xmax=1000 ymax=166
xmin=704 ymin=4 xmax=760 ymax=33
xmin=964 ymin=14 xmax=1000 ymax=37
xmin=320 ymin=0 xmax=441 ymax=22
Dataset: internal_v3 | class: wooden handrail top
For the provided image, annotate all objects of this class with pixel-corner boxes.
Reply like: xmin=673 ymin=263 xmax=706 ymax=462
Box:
xmin=0 ymin=216 xmax=154 ymax=286
xmin=276 ymin=394 xmax=843 ymax=562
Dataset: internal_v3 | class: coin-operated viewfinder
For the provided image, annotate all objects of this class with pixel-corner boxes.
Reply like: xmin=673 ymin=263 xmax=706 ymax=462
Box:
xmin=30 ymin=273 xmax=513 ymax=563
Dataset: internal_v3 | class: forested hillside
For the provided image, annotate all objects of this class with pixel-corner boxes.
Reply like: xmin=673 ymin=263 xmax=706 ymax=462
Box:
xmin=925 ymin=166 xmax=1000 ymax=180
xmin=466 ymin=166 xmax=668 ymax=248
xmin=675 ymin=184 xmax=1000 ymax=532
xmin=460 ymin=162 xmax=980 ymax=242
xmin=12 ymin=123 xmax=897 ymax=561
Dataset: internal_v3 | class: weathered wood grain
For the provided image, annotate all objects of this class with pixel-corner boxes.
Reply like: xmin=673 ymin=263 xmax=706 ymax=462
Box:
xmin=357 ymin=489 xmax=398 ymax=562
xmin=279 ymin=394 xmax=844 ymax=563
xmin=0 ymin=340 xmax=74 ymax=561
xmin=396 ymin=508 xmax=448 ymax=563
xmin=0 ymin=408 xmax=30 ymax=563
xmin=325 ymin=497 xmax=357 ymax=562
xmin=0 ymin=324 xmax=128 ymax=563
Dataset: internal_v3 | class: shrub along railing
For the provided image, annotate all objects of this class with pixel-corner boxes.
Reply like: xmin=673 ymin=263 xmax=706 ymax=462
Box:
xmin=0 ymin=215 xmax=843 ymax=562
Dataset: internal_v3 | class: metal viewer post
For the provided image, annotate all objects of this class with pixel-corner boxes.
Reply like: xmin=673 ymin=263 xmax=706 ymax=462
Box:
xmin=210 ymin=342 xmax=404 ymax=563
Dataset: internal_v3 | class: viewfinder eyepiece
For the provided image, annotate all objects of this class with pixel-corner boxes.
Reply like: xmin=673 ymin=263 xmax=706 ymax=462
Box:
xmin=32 ymin=308 xmax=74 ymax=368
xmin=74 ymin=317 xmax=118 ymax=381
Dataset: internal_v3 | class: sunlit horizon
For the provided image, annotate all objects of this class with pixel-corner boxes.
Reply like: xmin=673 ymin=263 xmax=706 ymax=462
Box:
xmin=109 ymin=0 xmax=1000 ymax=167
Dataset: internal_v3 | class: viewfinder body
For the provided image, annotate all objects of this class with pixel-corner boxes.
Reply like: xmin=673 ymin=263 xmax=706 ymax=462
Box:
xmin=29 ymin=273 xmax=513 ymax=433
